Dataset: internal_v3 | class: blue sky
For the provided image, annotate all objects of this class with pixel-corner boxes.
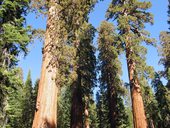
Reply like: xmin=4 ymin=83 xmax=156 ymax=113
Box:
xmin=18 ymin=0 xmax=169 ymax=85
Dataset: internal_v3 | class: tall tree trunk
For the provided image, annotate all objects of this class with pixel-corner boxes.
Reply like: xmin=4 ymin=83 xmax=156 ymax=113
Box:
xmin=70 ymin=81 xmax=83 ymax=128
xmin=126 ymin=46 xmax=147 ymax=128
xmin=108 ymin=85 xmax=116 ymax=128
xmin=32 ymin=1 xmax=59 ymax=127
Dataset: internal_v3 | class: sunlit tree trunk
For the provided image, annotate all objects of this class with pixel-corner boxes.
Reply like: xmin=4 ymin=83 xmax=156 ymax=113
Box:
xmin=84 ymin=100 xmax=90 ymax=128
xmin=126 ymin=45 xmax=147 ymax=128
xmin=32 ymin=1 xmax=59 ymax=127
xmin=150 ymin=119 xmax=155 ymax=128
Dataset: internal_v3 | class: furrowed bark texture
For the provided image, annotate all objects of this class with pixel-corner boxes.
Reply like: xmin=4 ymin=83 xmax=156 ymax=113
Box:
xmin=126 ymin=45 xmax=147 ymax=128
xmin=32 ymin=1 xmax=59 ymax=128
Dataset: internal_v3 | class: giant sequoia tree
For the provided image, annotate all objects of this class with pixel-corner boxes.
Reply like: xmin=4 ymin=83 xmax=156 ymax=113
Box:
xmin=98 ymin=21 xmax=129 ymax=128
xmin=106 ymin=0 xmax=155 ymax=127
xmin=70 ymin=23 xmax=96 ymax=128
xmin=32 ymin=0 xmax=97 ymax=127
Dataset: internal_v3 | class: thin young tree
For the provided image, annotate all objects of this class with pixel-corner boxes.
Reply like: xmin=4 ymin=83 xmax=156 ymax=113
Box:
xmin=106 ymin=0 xmax=155 ymax=127
xmin=21 ymin=70 xmax=34 ymax=128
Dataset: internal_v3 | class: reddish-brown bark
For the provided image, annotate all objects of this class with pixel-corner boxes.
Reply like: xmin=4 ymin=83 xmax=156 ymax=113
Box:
xmin=70 ymin=82 xmax=83 ymax=128
xmin=126 ymin=46 xmax=147 ymax=128
xmin=32 ymin=1 xmax=59 ymax=127
xmin=108 ymin=86 xmax=117 ymax=128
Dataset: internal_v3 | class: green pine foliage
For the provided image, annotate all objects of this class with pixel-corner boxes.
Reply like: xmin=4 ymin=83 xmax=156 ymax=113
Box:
xmin=125 ymin=107 xmax=133 ymax=128
xmin=159 ymin=31 xmax=170 ymax=89
xmin=1 ymin=71 xmax=37 ymax=128
xmin=0 ymin=0 xmax=31 ymax=126
xmin=70 ymin=22 xmax=96 ymax=127
xmin=142 ymin=82 xmax=160 ymax=128
xmin=153 ymin=1 xmax=170 ymax=127
xmin=21 ymin=70 xmax=34 ymax=128
xmin=0 ymin=68 xmax=24 ymax=128
xmin=58 ymin=88 xmax=98 ymax=128
xmin=58 ymin=0 xmax=98 ymax=86
xmin=0 ymin=0 xmax=31 ymax=68
xmin=32 ymin=78 xmax=39 ymax=115
xmin=124 ymin=84 xmax=133 ymax=128
xmin=152 ymin=73 xmax=170 ymax=128
xmin=5 ymin=87 xmax=23 ymax=128
xmin=77 ymin=22 xmax=96 ymax=102
xmin=58 ymin=86 xmax=72 ymax=128
xmin=88 ymin=100 xmax=98 ymax=128
xmin=96 ymin=91 xmax=110 ymax=128
xmin=58 ymin=22 xmax=97 ymax=127
xmin=159 ymin=0 xmax=170 ymax=89
xmin=116 ymin=97 xmax=130 ymax=128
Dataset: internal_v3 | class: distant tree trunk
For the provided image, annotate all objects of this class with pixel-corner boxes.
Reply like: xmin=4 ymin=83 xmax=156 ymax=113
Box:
xmin=70 ymin=79 xmax=83 ymax=128
xmin=126 ymin=45 xmax=147 ymax=128
xmin=32 ymin=1 xmax=59 ymax=127
xmin=85 ymin=100 xmax=90 ymax=128
xmin=2 ymin=113 xmax=8 ymax=128
xmin=150 ymin=119 xmax=155 ymax=128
